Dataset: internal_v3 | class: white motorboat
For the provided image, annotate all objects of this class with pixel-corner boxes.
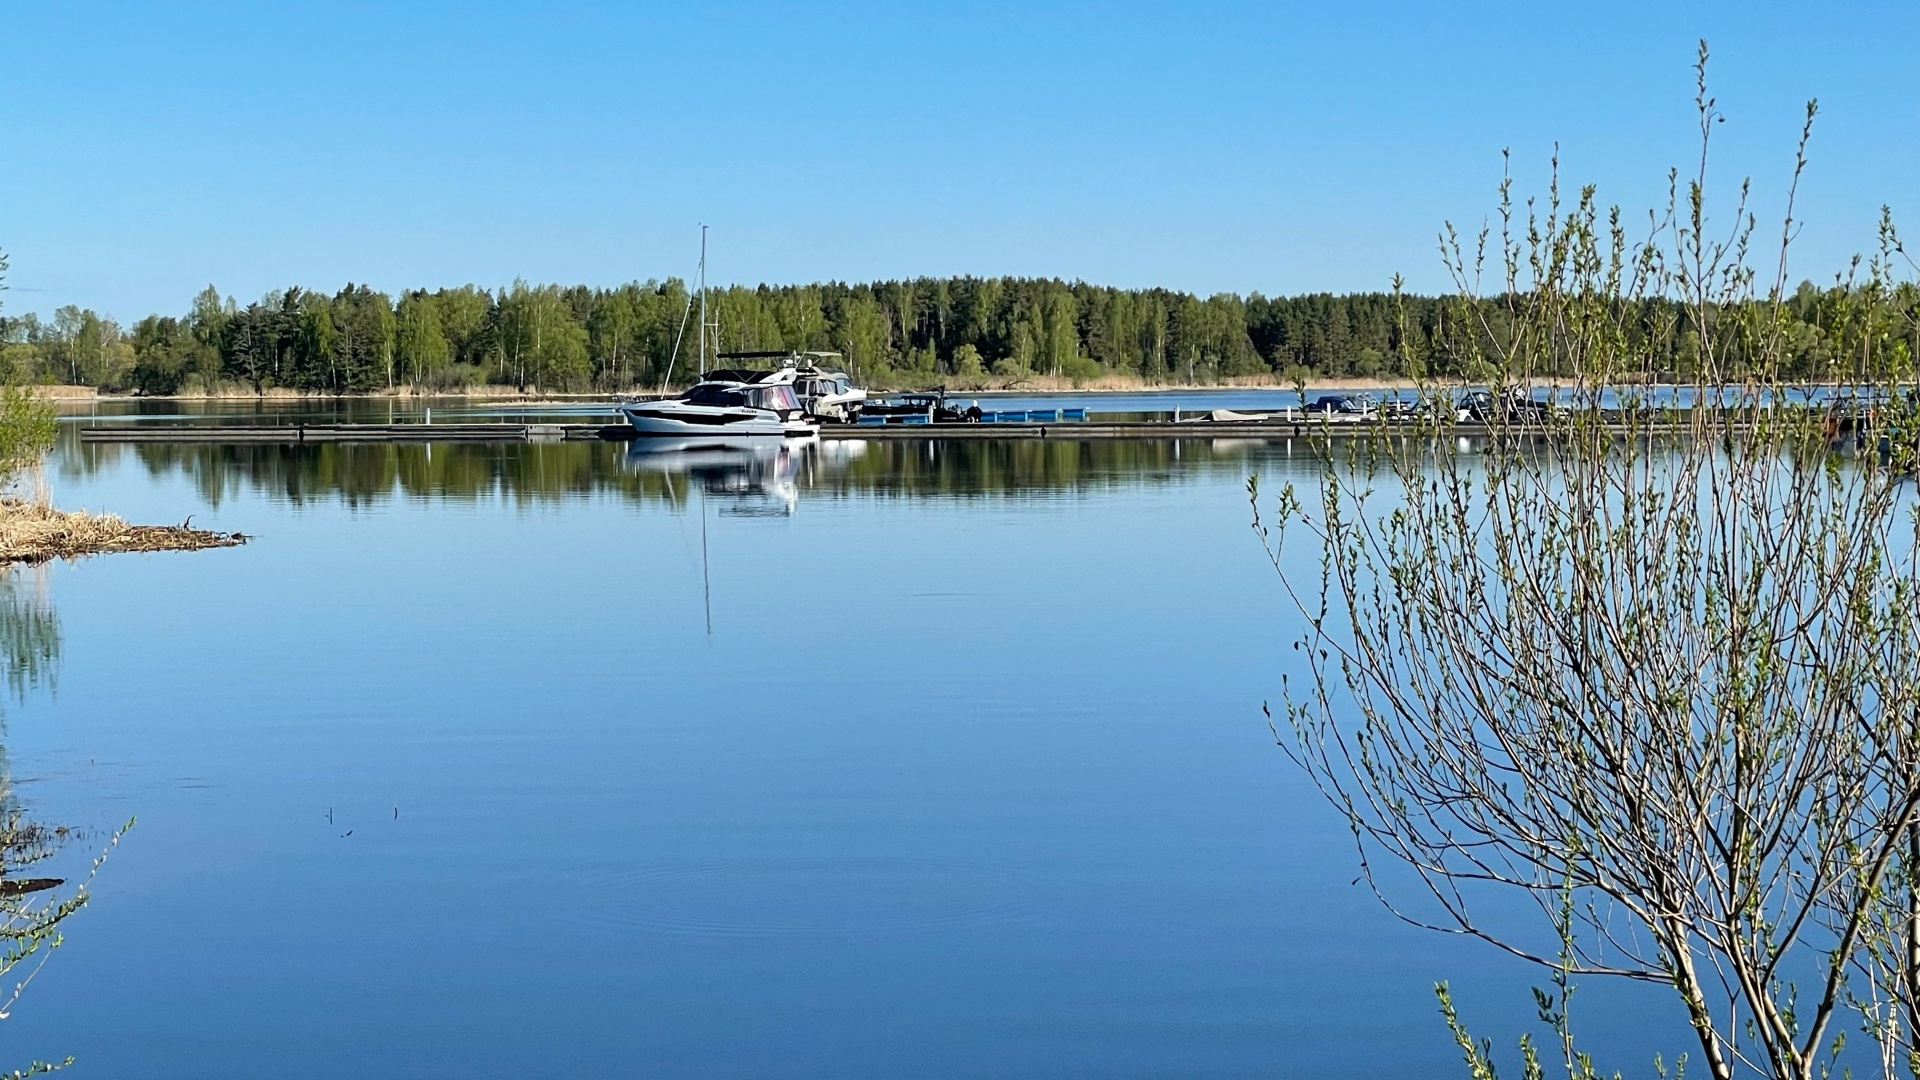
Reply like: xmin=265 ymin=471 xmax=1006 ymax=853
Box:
xmin=711 ymin=351 xmax=867 ymax=421
xmin=620 ymin=378 xmax=818 ymax=438
xmin=619 ymin=229 xmax=818 ymax=439
xmin=621 ymin=230 xmax=828 ymax=440
xmin=789 ymin=354 xmax=865 ymax=421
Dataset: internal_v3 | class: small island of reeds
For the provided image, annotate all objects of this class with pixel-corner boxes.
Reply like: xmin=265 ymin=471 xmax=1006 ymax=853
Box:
xmin=0 ymin=499 xmax=244 ymax=564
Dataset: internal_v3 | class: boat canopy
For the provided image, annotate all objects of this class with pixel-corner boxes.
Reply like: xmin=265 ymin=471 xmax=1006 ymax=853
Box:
xmin=679 ymin=383 xmax=799 ymax=411
xmin=717 ymin=350 xmax=846 ymax=363
xmin=701 ymin=368 xmax=777 ymax=384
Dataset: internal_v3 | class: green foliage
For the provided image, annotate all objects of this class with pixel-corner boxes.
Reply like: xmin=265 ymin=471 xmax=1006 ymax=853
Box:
xmin=128 ymin=294 xmax=226 ymax=395
xmin=0 ymin=245 xmax=54 ymax=483
xmin=497 ymin=282 xmax=588 ymax=390
xmin=1262 ymin=45 xmax=1920 ymax=1080
xmin=41 ymin=307 xmax=132 ymax=388
xmin=1059 ymin=352 xmax=1103 ymax=384
xmin=394 ymin=290 xmax=451 ymax=384
xmin=6 ymin=272 xmax=1906 ymax=394
xmin=953 ymin=343 xmax=986 ymax=381
xmin=0 ymin=385 xmax=53 ymax=487
xmin=0 ymin=795 xmax=129 ymax=1078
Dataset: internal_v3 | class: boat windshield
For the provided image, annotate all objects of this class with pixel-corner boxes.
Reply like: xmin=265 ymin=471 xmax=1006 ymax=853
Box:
xmin=747 ymin=386 xmax=799 ymax=411
xmin=685 ymin=385 xmax=749 ymax=407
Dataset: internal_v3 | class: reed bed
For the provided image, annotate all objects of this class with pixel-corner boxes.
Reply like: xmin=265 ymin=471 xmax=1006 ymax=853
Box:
xmin=0 ymin=500 xmax=246 ymax=563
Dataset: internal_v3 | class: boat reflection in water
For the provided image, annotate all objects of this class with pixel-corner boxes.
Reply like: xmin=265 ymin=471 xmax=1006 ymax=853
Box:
xmin=623 ymin=437 xmax=803 ymax=516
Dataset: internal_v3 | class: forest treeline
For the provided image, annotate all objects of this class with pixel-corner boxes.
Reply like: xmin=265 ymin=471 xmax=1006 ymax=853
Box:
xmin=0 ymin=276 xmax=1895 ymax=394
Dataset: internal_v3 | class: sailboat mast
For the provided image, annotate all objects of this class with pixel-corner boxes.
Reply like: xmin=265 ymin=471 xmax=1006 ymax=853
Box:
xmin=697 ymin=224 xmax=708 ymax=377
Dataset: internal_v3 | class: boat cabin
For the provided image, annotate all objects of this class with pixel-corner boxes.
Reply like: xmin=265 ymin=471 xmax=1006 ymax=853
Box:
xmin=684 ymin=382 xmax=802 ymax=414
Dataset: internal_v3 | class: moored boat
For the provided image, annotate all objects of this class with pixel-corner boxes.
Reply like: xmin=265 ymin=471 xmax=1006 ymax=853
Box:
xmin=620 ymin=378 xmax=817 ymax=438
xmin=857 ymin=390 xmax=983 ymax=424
xmin=618 ymin=230 xmax=819 ymax=440
xmin=714 ymin=351 xmax=867 ymax=421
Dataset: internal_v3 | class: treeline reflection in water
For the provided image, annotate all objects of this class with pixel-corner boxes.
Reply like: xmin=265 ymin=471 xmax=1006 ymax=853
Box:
xmin=0 ymin=568 xmax=58 ymax=708
xmin=0 ymin=566 xmax=107 ymax=1065
xmin=56 ymin=433 xmax=1326 ymax=511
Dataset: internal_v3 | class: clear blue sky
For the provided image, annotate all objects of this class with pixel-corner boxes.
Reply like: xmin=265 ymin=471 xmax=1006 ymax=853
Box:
xmin=1 ymin=1 xmax=1913 ymax=321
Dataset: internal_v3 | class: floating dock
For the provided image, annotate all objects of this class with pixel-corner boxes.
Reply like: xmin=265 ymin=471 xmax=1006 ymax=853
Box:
xmin=76 ymin=418 xmax=1716 ymax=444
xmin=78 ymin=423 xmax=575 ymax=444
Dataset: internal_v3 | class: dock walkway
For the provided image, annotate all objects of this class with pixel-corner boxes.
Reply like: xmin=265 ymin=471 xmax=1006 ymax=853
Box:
xmin=76 ymin=419 xmax=1705 ymax=445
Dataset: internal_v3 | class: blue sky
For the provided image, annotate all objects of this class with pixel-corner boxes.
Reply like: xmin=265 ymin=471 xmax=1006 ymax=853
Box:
xmin=0 ymin=1 xmax=1913 ymax=320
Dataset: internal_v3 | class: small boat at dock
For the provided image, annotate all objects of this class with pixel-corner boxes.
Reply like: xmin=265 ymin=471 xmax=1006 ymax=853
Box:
xmin=857 ymin=390 xmax=983 ymax=424
xmin=1177 ymin=407 xmax=1296 ymax=424
xmin=716 ymin=351 xmax=867 ymax=422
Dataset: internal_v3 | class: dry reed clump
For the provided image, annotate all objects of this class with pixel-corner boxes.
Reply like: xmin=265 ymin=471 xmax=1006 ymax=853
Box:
xmin=0 ymin=500 xmax=246 ymax=564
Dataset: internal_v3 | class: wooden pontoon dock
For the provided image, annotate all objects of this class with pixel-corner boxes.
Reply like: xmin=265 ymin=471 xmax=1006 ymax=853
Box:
xmin=76 ymin=418 xmax=1718 ymax=444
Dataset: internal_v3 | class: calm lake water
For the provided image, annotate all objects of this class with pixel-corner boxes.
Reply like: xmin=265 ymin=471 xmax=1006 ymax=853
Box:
xmin=0 ymin=423 xmax=1680 ymax=1077
xmin=65 ymin=384 xmax=1870 ymax=429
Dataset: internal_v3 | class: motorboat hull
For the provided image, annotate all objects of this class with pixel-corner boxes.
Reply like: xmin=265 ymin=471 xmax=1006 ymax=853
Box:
xmin=807 ymin=389 xmax=867 ymax=422
xmin=621 ymin=404 xmax=785 ymax=437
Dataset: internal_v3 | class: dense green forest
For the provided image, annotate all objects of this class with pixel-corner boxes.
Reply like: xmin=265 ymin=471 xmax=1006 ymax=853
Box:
xmin=0 ymin=276 xmax=1901 ymax=394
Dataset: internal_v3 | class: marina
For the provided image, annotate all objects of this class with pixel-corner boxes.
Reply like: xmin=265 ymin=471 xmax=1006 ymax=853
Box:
xmin=2 ymin=6 xmax=1907 ymax=1074
xmin=74 ymin=415 xmax=1759 ymax=443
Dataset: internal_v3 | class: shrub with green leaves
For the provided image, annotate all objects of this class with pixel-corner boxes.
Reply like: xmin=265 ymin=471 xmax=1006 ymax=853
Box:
xmin=1257 ymin=43 xmax=1920 ymax=1080
xmin=0 ymin=385 xmax=54 ymax=491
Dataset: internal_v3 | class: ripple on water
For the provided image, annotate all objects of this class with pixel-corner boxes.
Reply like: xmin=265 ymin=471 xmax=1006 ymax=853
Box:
xmin=561 ymin=856 xmax=1055 ymax=938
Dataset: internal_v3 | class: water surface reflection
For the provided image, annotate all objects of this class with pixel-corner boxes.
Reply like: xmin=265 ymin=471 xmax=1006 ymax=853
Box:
xmin=0 ymin=569 xmax=59 ymax=709
xmin=0 ymin=566 xmax=123 ymax=1076
xmin=59 ymin=435 xmax=1324 ymax=510
xmin=624 ymin=440 xmax=802 ymax=516
xmin=6 ymin=423 xmax=1694 ymax=1079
